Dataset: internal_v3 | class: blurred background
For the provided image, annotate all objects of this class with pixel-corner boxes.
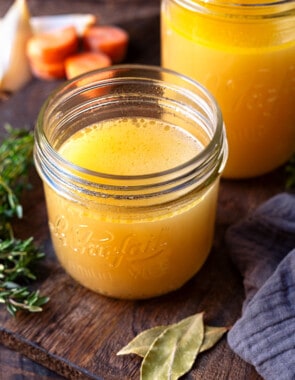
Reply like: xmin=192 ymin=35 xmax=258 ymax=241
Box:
xmin=0 ymin=0 xmax=160 ymax=129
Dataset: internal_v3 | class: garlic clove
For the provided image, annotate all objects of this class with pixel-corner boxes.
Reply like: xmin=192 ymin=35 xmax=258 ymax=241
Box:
xmin=0 ymin=0 xmax=33 ymax=92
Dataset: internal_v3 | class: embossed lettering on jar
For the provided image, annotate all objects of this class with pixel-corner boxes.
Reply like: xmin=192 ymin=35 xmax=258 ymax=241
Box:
xmin=34 ymin=65 xmax=228 ymax=299
xmin=161 ymin=0 xmax=295 ymax=178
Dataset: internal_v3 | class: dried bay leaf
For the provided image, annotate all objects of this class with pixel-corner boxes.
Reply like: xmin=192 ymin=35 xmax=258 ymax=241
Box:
xmin=117 ymin=325 xmax=167 ymax=357
xmin=140 ymin=312 xmax=204 ymax=380
xmin=117 ymin=313 xmax=228 ymax=380
xmin=117 ymin=322 xmax=228 ymax=359
xmin=200 ymin=325 xmax=228 ymax=353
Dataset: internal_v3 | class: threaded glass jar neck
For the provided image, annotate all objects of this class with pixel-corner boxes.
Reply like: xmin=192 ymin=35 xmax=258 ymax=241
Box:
xmin=34 ymin=65 xmax=227 ymax=208
xmin=172 ymin=0 xmax=295 ymax=17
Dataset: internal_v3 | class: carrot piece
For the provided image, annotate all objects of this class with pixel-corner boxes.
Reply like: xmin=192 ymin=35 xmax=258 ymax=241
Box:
xmin=83 ymin=25 xmax=129 ymax=63
xmin=29 ymin=57 xmax=65 ymax=80
xmin=27 ymin=26 xmax=79 ymax=64
xmin=29 ymin=57 xmax=65 ymax=81
xmin=65 ymin=51 xmax=111 ymax=79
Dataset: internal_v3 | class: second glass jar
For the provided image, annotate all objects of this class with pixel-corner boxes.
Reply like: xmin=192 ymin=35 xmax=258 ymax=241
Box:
xmin=161 ymin=0 xmax=295 ymax=178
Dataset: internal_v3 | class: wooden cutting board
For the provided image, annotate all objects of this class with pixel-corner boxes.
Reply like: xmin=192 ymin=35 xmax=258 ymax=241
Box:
xmin=0 ymin=242 xmax=244 ymax=380
xmin=0 ymin=170 xmax=280 ymax=379
xmin=0 ymin=1 xmax=282 ymax=376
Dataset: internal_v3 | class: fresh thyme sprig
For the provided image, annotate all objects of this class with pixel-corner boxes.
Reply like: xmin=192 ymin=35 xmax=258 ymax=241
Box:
xmin=0 ymin=125 xmax=49 ymax=316
xmin=0 ymin=237 xmax=49 ymax=316
xmin=0 ymin=124 xmax=33 ymax=216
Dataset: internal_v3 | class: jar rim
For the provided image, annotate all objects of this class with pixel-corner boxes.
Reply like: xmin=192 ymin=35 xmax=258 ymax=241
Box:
xmin=173 ymin=0 xmax=294 ymax=7
xmin=36 ymin=64 xmax=226 ymax=179
xmin=34 ymin=64 xmax=228 ymax=203
xmin=170 ymin=0 xmax=295 ymax=16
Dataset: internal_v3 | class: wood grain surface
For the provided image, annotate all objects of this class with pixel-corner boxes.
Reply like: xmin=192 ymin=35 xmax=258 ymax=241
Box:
xmin=0 ymin=1 xmax=287 ymax=379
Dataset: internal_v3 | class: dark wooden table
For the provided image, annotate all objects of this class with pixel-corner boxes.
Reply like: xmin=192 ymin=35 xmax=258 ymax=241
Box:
xmin=0 ymin=1 xmax=287 ymax=379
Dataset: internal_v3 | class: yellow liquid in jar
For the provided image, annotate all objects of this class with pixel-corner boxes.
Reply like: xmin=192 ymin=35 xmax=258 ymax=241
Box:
xmin=161 ymin=1 xmax=295 ymax=178
xmin=45 ymin=117 xmax=219 ymax=299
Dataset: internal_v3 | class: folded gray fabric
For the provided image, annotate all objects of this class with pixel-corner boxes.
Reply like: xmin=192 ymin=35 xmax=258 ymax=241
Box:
xmin=226 ymin=193 xmax=295 ymax=380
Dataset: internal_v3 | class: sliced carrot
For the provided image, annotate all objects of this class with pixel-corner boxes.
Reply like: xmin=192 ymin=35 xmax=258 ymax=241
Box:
xmin=29 ymin=57 xmax=65 ymax=81
xmin=27 ymin=26 xmax=79 ymax=64
xmin=65 ymin=51 xmax=111 ymax=79
xmin=83 ymin=25 xmax=129 ymax=63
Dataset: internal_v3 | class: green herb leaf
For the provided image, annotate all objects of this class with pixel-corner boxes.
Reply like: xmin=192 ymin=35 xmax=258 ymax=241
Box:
xmin=0 ymin=125 xmax=49 ymax=316
xmin=140 ymin=312 xmax=204 ymax=380
xmin=0 ymin=124 xmax=34 ymax=226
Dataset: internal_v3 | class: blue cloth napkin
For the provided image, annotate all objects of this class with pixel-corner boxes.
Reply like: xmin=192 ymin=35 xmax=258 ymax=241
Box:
xmin=226 ymin=193 xmax=295 ymax=380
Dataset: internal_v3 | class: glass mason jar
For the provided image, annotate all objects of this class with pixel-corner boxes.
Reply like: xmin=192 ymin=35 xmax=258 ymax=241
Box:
xmin=161 ymin=0 xmax=295 ymax=178
xmin=34 ymin=64 xmax=228 ymax=299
